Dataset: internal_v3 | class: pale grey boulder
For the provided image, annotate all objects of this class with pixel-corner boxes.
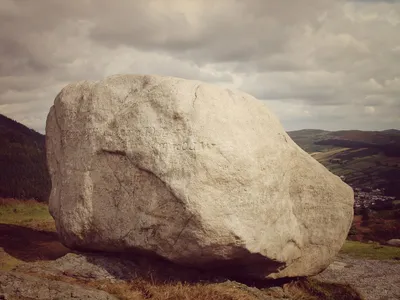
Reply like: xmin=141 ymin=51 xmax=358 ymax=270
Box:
xmin=46 ymin=74 xmax=354 ymax=279
xmin=387 ymin=239 xmax=400 ymax=247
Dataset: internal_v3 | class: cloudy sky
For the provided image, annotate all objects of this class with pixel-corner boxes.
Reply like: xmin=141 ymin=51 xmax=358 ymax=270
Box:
xmin=0 ymin=0 xmax=399 ymax=133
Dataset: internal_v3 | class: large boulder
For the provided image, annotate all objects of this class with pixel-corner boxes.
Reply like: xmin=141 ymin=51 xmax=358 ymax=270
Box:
xmin=46 ymin=74 xmax=354 ymax=279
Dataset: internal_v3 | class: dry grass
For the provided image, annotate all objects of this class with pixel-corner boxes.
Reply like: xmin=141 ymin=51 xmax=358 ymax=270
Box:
xmin=22 ymin=270 xmax=260 ymax=300
xmin=25 ymin=272 xmax=364 ymax=300
xmin=282 ymin=278 xmax=364 ymax=300
xmin=72 ymin=278 xmax=256 ymax=300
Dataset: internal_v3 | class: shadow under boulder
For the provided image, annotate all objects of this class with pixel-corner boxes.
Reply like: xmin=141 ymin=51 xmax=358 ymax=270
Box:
xmin=0 ymin=224 xmax=69 ymax=262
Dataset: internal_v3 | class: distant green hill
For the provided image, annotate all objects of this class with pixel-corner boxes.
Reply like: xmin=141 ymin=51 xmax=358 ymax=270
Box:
xmin=0 ymin=114 xmax=50 ymax=201
xmin=288 ymin=129 xmax=400 ymax=198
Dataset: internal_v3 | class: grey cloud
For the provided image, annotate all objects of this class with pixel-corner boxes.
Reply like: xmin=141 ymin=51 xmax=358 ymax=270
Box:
xmin=240 ymin=71 xmax=348 ymax=105
xmin=267 ymin=100 xmax=398 ymax=132
xmin=0 ymin=0 xmax=399 ymax=132
xmin=0 ymin=76 xmax=47 ymax=94
xmin=86 ymin=0 xmax=335 ymax=64
xmin=349 ymin=0 xmax=398 ymax=2
xmin=233 ymin=57 xmax=317 ymax=73
xmin=0 ymin=0 xmax=93 ymax=81
xmin=0 ymin=39 xmax=50 ymax=77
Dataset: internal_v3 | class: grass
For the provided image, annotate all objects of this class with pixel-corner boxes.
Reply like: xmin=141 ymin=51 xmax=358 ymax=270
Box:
xmin=0 ymin=198 xmax=67 ymax=271
xmin=0 ymin=248 xmax=22 ymax=271
xmin=282 ymin=278 xmax=364 ymax=300
xmin=0 ymin=198 xmax=365 ymax=299
xmin=0 ymin=198 xmax=55 ymax=231
xmin=340 ymin=240 xmax=400 ymax=260
xmin=311 ymin=147 xmax=348 ymax=157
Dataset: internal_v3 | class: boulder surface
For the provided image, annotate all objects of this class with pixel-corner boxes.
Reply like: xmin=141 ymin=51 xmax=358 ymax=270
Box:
xmin=46 ymin=74 xmax=354 ymax=279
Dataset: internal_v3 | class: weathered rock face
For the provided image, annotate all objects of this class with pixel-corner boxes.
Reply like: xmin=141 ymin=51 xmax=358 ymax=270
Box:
xmin=46 ymin=74 xmax=354 ymax=279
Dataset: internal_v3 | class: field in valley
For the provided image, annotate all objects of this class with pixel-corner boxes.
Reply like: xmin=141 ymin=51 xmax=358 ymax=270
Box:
xmin=288 ymin=129 xmax=400 ymax=198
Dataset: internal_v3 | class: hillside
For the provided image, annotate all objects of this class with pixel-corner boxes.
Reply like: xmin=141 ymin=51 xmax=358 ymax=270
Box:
xmin=1 ymin=115 xmax=399 ymax=203
xmin=288 ymin=129 xmax=400 ymax=198
xmin=0 ymin=114 xmax=50 ymax=201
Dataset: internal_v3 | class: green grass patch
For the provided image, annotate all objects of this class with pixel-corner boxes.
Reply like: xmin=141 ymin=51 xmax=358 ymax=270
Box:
xmin=340 ymin=241 xmax=400 ymax=260
xmin=0 ymin=199 xmax=54 ymax=231
xmin=0 ymin=250 xmax=22 ymax=271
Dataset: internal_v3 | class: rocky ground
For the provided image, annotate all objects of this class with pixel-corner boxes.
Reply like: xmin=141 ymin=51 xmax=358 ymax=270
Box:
xmin=313 ymin=254 xmax=400 ymax=300
xmin=3 ymin=252 xmax=399 ymax=300
xmin=3 ymin=248 xmax=390 ymax=300
xmin=3 ymin=250 xmax=399 ymax=300
xmin=0 ymin=250 xmax=362 ymax=300
xmin=1 ymin=200 xmax=399 ymax=299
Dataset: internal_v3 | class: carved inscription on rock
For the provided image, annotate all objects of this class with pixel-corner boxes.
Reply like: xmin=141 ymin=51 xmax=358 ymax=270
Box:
xmin=158 ymin=141 xmax=216 ymax=151
xmin=142 ymin=126 xmax=217 ymax=151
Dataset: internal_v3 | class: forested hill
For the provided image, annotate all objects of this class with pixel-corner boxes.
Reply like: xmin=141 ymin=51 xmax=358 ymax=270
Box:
xmin=0 ymin=114 xmax=50 ymax=201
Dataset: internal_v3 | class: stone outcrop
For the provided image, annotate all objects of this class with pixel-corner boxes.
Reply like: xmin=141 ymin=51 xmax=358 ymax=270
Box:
xmin=0 ymin=271 xmax=117 ymax=300
xmin=14 ymin=253 xmax=139 ymax=282
xmin=46 ymin=74 xmax=354 ymax=279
